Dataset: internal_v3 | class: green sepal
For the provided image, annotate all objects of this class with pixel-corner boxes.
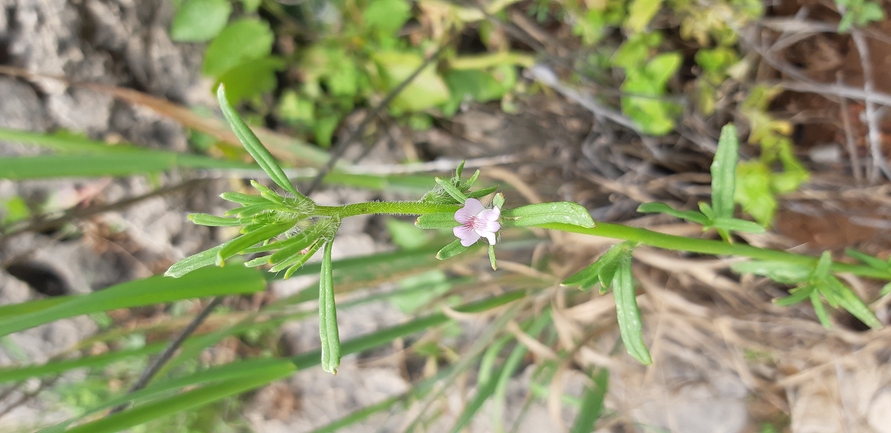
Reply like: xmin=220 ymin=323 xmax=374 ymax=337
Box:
xmin=488 ymin=244 xmax=497 ymax=270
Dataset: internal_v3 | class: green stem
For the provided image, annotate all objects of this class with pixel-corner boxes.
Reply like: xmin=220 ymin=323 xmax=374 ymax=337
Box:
xmin=312 ymin=201 xmax=889 ymax=281
xmin=541 ymin=222 xmax=891 ymax=280
xmin=315 ymin=201 xmax=460 ymax=218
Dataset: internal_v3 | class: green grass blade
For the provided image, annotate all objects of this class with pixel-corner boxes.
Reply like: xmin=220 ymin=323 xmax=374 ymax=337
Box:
xmin=65 ymin=363 xmax=294 ymax=433
xmin=0 ymin=342 xmax=166 ymax=384
xmin=216 ymin=84 xmax=304 ymax=199
xmin=711 ymin=123 xmax=739 ymax=219
xmin=569 ymin=369 xmax=609 ymax=433
xmin=0 ymin=266 xmax=265 ymax=336
xmin=319 ymin=240 xmax=342 ymax=374
xmin=0 ymin=128 xmax=141 ymax=153
xmin=0 ymin=296 xmax=71 ymax=319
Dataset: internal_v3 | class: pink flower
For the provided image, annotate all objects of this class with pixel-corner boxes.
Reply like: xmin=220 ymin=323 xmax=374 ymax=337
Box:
xmin=453 ymin=198 xmax=501 ymax=247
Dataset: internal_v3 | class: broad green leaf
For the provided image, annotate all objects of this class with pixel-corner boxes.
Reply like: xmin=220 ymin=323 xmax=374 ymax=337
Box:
xmin=372 ymin=51 xmax=450 ymax=113
xmin=170 ymin=0 xmax=232 ymax=42
xmin=217 ymin=222 xmax=293 ymax=265
xmin=203 ymin=19 xmax=274 ymax=77
xmin=217 ymin=84 xmax=304 ymax=199
xmin=637 ymin=202 xmax=708 ymax=225
xmin=710 ymin=217 xmax=766 ymax=234
xmin=436 ymin=239 xmax=471 ymax=260
xmin=319 ymin=241 xmax=342 ymax=374
xmin=0 ymin=266 xmax=265 ymax=337
xmin=363 ymin=0 xmax=411 ymax=37
xmin=712 ymin=124 xmax=739 ymax=220
xmin=731 ymin=261 xmax=811 ymax=284
xmin=187 ymin=213 xmax=242 ymax=227
xmin=625 ymin=0 xmax=663 ymax=33
xmin=570 ymin=369 xmax=609 ymax=433
xmin=613 ymin=254 xmax=651 ymax=364
xmin=735 ymin=160 xmax=776 ymax=226
xmin=502 ymin=202 xmax=595 ymax=228
xmin=217 ymin=57 xmax=286 ymax=104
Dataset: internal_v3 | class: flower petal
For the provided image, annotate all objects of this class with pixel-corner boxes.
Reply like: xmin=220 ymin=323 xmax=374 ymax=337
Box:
xmin=479 ymin=207 xmax=500 ymax=222
xmin=453 ymin=225 xmax=480 ymax=247
xmin=454 ymin=198 xmax=484 ymax=223
xmin=478 ymin=230 xmax=497 ymax=245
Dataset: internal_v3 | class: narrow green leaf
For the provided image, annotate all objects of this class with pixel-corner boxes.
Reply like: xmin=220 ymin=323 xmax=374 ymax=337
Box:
xmin=710 ymin=217 xmax=766 ymax=234
xmin=466 ymin=186 xmax=498 ymax=199
xmin=170 ymin=0 xmax=232 ymax=42
xmin=0 ymin=266 xmax=265 ymax=337
xmin=283 ymin=238 xmax=327 ymax=279
xmin=268 ymin=221 xmax=330 ymax=264
xmin=249 ymin=179 xmax=287 ymax=204
xmin=436 ymin=239 xmax=471 ymax=260
xmin=814 ymin=251 xmax=833 ymax=278
xmin=732 ymin=261 xmax=811 ymax=284
xmin=502 ymin=202 xmax=595 ymax=228
xmin=165 ymin=243 xmax=229 ymax=278
xmin=561 ymin=260 xmax=604 ymax=290
xmin=698 ymin=201 xmax=716 ymax=220
xmin=217 ymin=222 xmax=293 ymax=265
xmin=613 ymin=255 xmax=651 ymax=364
xmin=773 ymin=285 xmax=814 ymax=306
xmin=415 ymin=212 xmax=458 ymax=229
xmin=711 ymin=123 xmax=739 ymax=219
xmin=220 ymin=191 xmax=268 ymax=205
xmin=319 ymin=241 xmax=342 ymax=374
xmin=187 ymin=213 xmax=242 ymax=227
xmin=810 ymin=290 xmax=832 ymax=329
xmin=637 ymin=202 xmax=709 ymax=225
xmin=488 ymin=244 xmax=498 ymax=270
xmin=0 ymin=342 xmax=166 ymax=384
xmin=844 ymin=248 xmax=890 ymax=271
xmin=882 ymin=282 xmax=891 ymax=296
xmin=217 ymin=84 xmax=304 ymax=199
xmin=562 ymin=243 xmax=631 ymax=291
xmin=223 ymin=202 xmax=280 ymax=218
xmin=570 ymin=369 xmax=609 ymax=433
xmin=822 ymin=276 xmax=882 ymax=329
xmin=434 ymin=177 xmax=468 ymax=203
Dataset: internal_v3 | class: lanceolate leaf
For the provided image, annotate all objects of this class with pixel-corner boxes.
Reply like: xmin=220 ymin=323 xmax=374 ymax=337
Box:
xmin=502 ymin=202 xmax=595 ymax=228
xmin=613 ymin=254 xmax=652 ymax=364
xmin=319 ymin=240 xmax=342 ymax=374
xmin=436 ymin=239 xmax=471 ymax=260
xmin=217 ymin=222 xmax=294 ymax=265
xmin=711 ymin=124 xmax=739 ymax=220
xmin=636 ymin=202 xmax=708 ymax=225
